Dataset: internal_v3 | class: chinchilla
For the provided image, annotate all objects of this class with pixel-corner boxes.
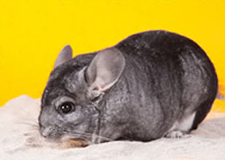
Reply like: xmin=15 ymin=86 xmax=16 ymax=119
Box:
xmin=39 ymin=30 xmax=218 ymax=145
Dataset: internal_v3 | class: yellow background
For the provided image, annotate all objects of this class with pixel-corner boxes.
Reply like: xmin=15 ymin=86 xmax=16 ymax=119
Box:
xmin=0 ymin=0 xmax=225 ymax=108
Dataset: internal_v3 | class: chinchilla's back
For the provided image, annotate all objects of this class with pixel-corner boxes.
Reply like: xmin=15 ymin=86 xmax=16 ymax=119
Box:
xmin=99 ymin=30 xmax=217 ymax=140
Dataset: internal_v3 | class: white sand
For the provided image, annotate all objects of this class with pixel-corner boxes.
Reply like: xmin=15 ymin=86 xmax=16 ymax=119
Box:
xmin=0 ymin=95 xmax=225 ymax=160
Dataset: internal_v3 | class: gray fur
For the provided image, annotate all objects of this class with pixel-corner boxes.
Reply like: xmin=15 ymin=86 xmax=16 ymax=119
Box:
xmin=54 ymin=45 xmax=73 ymax=68
xmin=39 ymin=30 xmax=218 ymax=145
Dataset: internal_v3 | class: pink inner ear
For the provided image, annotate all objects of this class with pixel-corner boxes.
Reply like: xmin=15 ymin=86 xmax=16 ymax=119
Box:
xmin=90 ymin=77 xmax=106 ymax=91
xmin=86 ymin=48 xmax=125 ymax=92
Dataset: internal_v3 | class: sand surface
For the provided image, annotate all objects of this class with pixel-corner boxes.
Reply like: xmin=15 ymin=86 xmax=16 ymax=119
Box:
xmin=0 ymin=95 xmax=225 ymax=160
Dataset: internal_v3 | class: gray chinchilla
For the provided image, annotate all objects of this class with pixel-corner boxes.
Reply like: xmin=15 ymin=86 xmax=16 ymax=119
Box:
xmin=39 ymin=30 xmax=218 ymax=145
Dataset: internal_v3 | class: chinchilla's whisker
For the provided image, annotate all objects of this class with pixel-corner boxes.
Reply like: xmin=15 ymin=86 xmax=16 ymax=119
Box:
xmin=70 ymin=131 xmax=112 ymax=143
xmin=16 ymin=120 xmax=40 ymax=133
xmin=29 ymin=124 xmax=39 ymax=130
xmin=61 ymin=130 xmax=112 ymax=145
xmin=18 ymin=120 xmax=39 ymax=128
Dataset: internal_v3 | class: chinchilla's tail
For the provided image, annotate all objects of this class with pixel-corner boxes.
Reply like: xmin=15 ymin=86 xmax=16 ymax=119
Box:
xmin=217 ymin=92 xmax=225 ymax=100
xmin=217 ymin=86 xmax=225 ymax=100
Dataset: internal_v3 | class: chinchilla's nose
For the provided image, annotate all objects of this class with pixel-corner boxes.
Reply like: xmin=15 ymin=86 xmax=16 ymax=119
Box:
xmin=40 ymin=126 xmax=55 ymax=138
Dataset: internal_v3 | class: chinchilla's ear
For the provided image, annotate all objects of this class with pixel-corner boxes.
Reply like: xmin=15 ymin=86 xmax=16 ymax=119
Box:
xmin=85 ymin=48 xmax=125 ymax=95
xmin=54 ymin=45 xmax=73 ymax=68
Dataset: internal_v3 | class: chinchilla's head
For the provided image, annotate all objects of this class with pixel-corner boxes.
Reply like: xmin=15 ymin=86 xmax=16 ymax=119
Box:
xmin=38 ymin=45 xmax=125 ymax=145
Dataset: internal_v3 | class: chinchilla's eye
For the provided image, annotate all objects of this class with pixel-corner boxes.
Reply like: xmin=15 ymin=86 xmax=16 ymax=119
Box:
xmin=59 ymin=102 xmax=75 ymax=114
